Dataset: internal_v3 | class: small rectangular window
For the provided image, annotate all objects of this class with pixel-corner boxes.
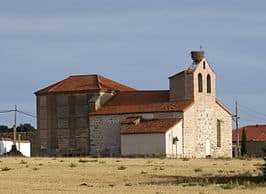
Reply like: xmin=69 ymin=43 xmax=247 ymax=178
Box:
xmin=217 ymin=120 xmax=221 ymax=147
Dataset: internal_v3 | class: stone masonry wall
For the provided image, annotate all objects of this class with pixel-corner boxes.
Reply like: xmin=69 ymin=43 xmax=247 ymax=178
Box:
xmin=214 ymin=103 xmax=232 ymax=157
xmin=182 ymin=105 xmax=196 ymax=158
xmin=181 ymin=58 xmax=232 ymax=158
xmin=89 ymin=112 xmax=183 ymax=156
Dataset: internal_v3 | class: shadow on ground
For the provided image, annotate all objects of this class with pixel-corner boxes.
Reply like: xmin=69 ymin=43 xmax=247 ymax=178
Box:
xmin=142 ymin=174 xmax=265 ymax=187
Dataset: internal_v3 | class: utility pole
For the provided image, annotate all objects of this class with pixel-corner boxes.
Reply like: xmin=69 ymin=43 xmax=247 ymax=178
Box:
xmin=13 ymin=105 xmax=17 ymax=146
xmin=234 ymin=101 xmax=240 ymax=157
xmin=0 ymin=105 xmax=36 ymax=156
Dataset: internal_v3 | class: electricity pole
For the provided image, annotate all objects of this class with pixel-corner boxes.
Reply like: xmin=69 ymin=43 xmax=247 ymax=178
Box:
xmin=13 ymin=105 xmax=17 ymax=146
xmin=0 ymin=105 xmax=36 ymax=156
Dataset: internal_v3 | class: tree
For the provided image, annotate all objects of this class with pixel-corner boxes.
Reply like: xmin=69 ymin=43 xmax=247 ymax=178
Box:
xmin=241 ymin=128 xmax=247 ymax=156
xmin=16 ymin=123 xmax=35 ymax=132
xmin=0 ymin=125 xmax=9 ymax=132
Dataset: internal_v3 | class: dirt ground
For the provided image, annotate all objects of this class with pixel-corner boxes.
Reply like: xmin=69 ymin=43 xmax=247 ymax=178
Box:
xmin=0 ymin=157 xmax=265 ymax=194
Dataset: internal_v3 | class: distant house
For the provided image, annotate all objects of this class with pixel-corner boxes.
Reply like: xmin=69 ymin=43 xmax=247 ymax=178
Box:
xmin=232 ymin=125 xmax=266 ymax=157
xmin=0 ymin=138 xmax=31 ymax=157
xmin=0 ymin=131 xmax=36 ymax=156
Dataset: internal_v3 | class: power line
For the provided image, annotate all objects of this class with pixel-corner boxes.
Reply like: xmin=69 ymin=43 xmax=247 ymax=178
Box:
xmin=238 ymin=103 xmax=266 ymax=118
xmin=0 ymin=108 xmax=36 ymax=118
xmin=238 ymin=107 xmax=266 ymax=121
xmin=0 ymin=110 xmax=14 ymax=113
xmin=17 ymin=110 xmax=36 ymax=118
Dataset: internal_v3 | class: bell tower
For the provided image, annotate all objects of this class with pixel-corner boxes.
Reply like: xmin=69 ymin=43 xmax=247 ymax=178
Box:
xmin=169 ymin=51 xmax=216 ymax=102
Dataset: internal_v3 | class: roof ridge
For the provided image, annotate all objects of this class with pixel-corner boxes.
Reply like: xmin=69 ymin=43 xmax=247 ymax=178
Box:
xmin=69 ymin=74 xmax=98 ymax=77
xmin=240 ymin=124 xmax=266 ymax=128
xmin=115 ymin=90 xmax=169 ymax=93
xmin=97 ymin=75 xmax=135 ymax=91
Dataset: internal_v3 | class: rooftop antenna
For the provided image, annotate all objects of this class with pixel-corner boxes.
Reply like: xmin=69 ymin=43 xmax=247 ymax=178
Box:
xmin=200 ymin=45 xmax=203 ymax=51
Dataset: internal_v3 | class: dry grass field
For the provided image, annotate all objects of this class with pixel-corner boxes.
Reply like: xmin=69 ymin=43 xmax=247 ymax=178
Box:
xmin=0 ymin=157 xmax=265 ymax=194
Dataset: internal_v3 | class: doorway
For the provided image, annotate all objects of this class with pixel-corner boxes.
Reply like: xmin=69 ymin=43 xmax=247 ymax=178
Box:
xmin=205 ymin=140 xmax=211 ymax=157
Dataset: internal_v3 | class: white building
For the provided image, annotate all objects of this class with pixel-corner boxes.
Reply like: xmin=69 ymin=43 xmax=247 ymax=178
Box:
xmin=0 ymin=138 xmax=31 ymax=157
xmin=121 ymin=118 xmax=183 ymax=157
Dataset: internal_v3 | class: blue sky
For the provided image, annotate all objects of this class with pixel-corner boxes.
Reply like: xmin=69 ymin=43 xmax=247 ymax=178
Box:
xmin=0 ymin=0 xmax=266 ymax=127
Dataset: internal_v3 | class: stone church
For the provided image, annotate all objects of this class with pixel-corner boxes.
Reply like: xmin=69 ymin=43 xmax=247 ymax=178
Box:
xmin=34 ymin=51 xmax=232 ymax=158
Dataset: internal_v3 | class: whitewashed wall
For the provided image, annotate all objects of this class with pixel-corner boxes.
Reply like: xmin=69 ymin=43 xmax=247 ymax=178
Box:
xmin=0 ymin=140 xmax=31 ymax=157
xmin=121 ymin=121 xmax=182 ymax=157
xmin=121 ymin=133 xmax=165 ymax=156
xmin=165 ymin=121 xmax=183 ymax=158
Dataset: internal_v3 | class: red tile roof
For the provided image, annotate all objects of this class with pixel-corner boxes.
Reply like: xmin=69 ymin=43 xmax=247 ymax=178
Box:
xmin=35 ymin=75 xmax=135 ymax=95
xmin=121 ymin=118 xmax=182 ymax=134
xmin=120 ymin=117 xmax=141 ymax=125
xmin=232 ymin=125 xmax=266 ymax=142
xmin=90 ymin=91 xmax=193 ymax=115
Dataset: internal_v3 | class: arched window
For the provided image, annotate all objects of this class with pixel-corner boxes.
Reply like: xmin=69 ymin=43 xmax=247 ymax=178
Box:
xmin=207 ymin=74 xmax=211 ymax=93
xmin=198 ymin=73 xmax=203 ymax=93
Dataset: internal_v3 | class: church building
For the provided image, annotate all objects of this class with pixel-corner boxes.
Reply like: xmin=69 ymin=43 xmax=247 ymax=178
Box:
xmin=34 ymin=51 xmax=232 ymax=158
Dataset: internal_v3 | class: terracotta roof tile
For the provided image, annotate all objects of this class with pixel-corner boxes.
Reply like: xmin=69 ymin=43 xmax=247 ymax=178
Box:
xmin=232 ymin=125 xmax=266 ymax=142
xmin=121 ymin=118 xmax=182 ymax=134
xmin=120 ymin=117 xmax=141 ymax=125
xmin=90 ymin=91 xmax=193 ymax=115
xmin=35 ymin=75 xmax=135 ymax=95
